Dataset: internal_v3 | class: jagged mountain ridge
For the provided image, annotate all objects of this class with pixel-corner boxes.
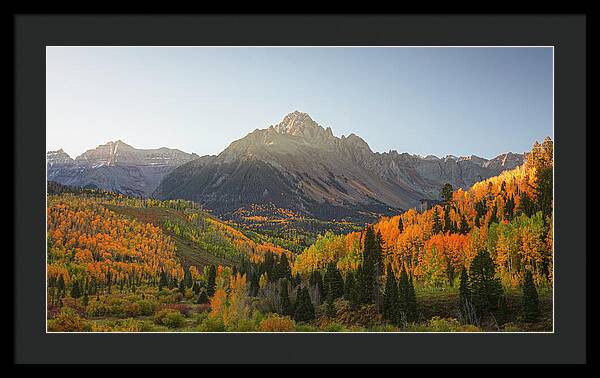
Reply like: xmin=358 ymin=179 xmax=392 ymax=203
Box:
xmin=47 ymin=140 xmax=198 ymax=197
xmin=154 ymin=111 xmax=524 ymax=222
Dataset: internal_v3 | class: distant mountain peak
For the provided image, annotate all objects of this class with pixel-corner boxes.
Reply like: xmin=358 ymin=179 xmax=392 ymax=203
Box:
xmin=273 ymin=111 xmax=322 ymax=137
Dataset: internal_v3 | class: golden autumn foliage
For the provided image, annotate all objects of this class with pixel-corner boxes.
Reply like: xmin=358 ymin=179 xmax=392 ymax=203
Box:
xmin=293 ymin=139 xmax=554 ymax=288
xmin=47 ymin=195 xmax=184 ymax=288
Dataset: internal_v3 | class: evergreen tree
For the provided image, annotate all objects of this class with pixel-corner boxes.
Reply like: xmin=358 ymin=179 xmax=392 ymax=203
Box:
xmin=432 ymin=207 xmax=442 ymax=234
xmin=178 ymin=279 xmax=186 ymax=296
xmin=397 ymin=267 xmax=417 ymax=322
xmin=441 ymin=183 xmax=453 ymax=205
xmin=57 ymin=274 xmax=65 ymax=298
xmin=70 ymin=280 xmax=81 ymax=298
xmin=504 ymin=195 xmax=515 ymax=221
xmin=292 ymin=273 xmax=302 ymax=288
xmin=522 ymin=270 xmax=541 ymax=323
xmin=196 ymin=290 xmax=209 ymax=304
xmin=344 ymin=271 xmax=356 ymax=304
xmin=375 ymin=230 xmax=385 ymax=276
xmin=278 ymin=254 xmax=292 ymax=282
xmin=469 ymin=250 xmax=504 ymax=319
xmin=474 ymin=199 xmax=487 ymax=228
xmin=517 ymin=192 xmax=536 ymax=217
xmin=192 ymin=281 xmax=201 ymax=295
xmin=458 ymin=267 xmax=471 ymax=317
xmin=158 ymin=269 xmax=168 ymax=291
xmin=397 ymin=267 xmax=409 ymax=320
xmin=325 ymin=288 xmax=337 ymax=318
xmin=496 ymin=294 xmax=509 ymax=326
xmin=356 ymin=227 xmax=377 ymax=305
xmin=397 ymin=217 xmax=404 ymax=233
xmin=443 ymin=205 xmax=452 ymax=233
xmin=81 ymin=291 xmax=89 ymax=307
xmin=249 ymin=272 xmax=259 ymax=297
xmin=323 ymin=261 xmax=344 ymax=300
xmin=279 ymin=279 xmax=292 ymax=316
xmin=294 ymin=287 xmax=315 ymax=322
xmin=382 ymin=265 xmax=399 ymax=325
xmin=207 ymin=265 xmax=217 ymax=297
xmin=406 ymin=273 xmax=418 ymax=322
xmin=184 ymin=267 xmax=193 ymax=288
xmin=535 ymin=166 xmax=553 ymax=220
xmin=489 ymin=202 xmax=499 ymax=225
xmin=262 ymin=252 xmax=275 ymax=281
xmin=309 ymin=270 xmax=325 ymax=300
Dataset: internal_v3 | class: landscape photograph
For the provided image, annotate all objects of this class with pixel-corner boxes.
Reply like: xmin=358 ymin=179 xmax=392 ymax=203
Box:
xmin=46 ymin=46 xmax=554 ymax=333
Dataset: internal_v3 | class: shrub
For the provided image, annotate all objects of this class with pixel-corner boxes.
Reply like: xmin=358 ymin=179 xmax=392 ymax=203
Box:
xmin=113 ymin=318 xmax=146 ymax=332
xmin=89 ymin=318 xmax=153 ymax=332
xmin=47 ymin=303 xmax=61 ymax=319
xmin=258 ymin=314 xmax=296 ymax=332
xmin=405 ymin=316 xmax=482 ymax=332
xmin=502 ymin=322 xmax=521 ymax=332
xmin=196 ymin=315 xmax=225 ymax=332
xmin=85 ymin=299 xmax=112 ymax=317
xmin=162 ymin=311 xmax=185 ymax=328
xmin=195 ymin=303 xmax=211 ymax=314
xmin=228 ymin=318 xmax=257 ymax=332
xmin=123 ymin=302 xmax=141 ymax=317
xmin=158 ymin=303 xmax=192 ymax=317
xmin=426 ymin=316 xmax=462 ymax=332
xmin=335 ymin=302 xmax=382 ymax=328
xmin=136 ymin=299 xmax=158 ymax=316
xmin=48 ymin=307 xmax=86 ymax=332
xmin=320 ymin=321 xmax=346 ymax=332
xmin=154 ymin=309 xmax=178 ymax=325
xmin=295 ymin=323 xmax=319 ymax=332
xmin=90 ymin=322 xmax=114 ymax=332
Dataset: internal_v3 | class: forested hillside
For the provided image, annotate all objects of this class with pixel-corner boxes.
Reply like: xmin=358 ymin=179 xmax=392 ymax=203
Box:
xmin=293 ymin=137 xmax=553 ymax=289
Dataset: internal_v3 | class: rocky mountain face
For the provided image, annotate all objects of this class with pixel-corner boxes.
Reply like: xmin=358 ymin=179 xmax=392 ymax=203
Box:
xmin=47 ymin=140 xmax=198 ymax=197
xmin=154 ymin=111 xmax=524 ymax=222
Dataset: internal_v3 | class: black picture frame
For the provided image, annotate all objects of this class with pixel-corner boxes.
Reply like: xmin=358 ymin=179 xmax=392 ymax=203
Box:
xmin=14 ymin=14 xmax=586 ymax=364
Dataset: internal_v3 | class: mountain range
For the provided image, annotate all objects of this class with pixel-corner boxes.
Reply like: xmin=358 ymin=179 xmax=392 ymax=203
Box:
xmin=153 ymin=111 xmax=524 ymax=222
xmin=47 ymin=140 xmax=198 ymax=197
xmin=48 ymin=111 xmax=524 ymax=222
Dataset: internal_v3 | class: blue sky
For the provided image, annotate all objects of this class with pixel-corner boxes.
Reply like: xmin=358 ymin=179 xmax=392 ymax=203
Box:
xmin=46 ymin=47 xmax=553 ymax=159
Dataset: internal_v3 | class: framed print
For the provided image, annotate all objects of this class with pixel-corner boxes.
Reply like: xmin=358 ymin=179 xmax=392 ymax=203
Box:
xmin=14 ymin=14 xmax=587 ymax=364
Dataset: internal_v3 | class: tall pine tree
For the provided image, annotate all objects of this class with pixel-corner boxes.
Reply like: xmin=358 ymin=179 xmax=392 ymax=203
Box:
xmin=382 ymin=265 xmax=400 ymax=325
xmin=432 ymin=207 xmax=442 ymax=234
xmin=356 ymin=227 xmax=377 ymax=305
xmin=323 ymin=261 xmax=344 ymax=300
xmin=279 ymin=279 xmax=292 ymax=316
xmin=522 ymin=270 xmax=541 ymax=323
xmin=294 ymin=287 xmax=315 ymax=322
xmin=469 ymin=250 xmax=504 ymax=320
xmin=207 ymin=265 xmax=217 ymax=297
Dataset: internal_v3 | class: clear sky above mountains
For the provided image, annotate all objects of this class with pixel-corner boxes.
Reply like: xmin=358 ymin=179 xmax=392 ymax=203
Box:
xmin=47 ymin=47 xmax=553 ymax=159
